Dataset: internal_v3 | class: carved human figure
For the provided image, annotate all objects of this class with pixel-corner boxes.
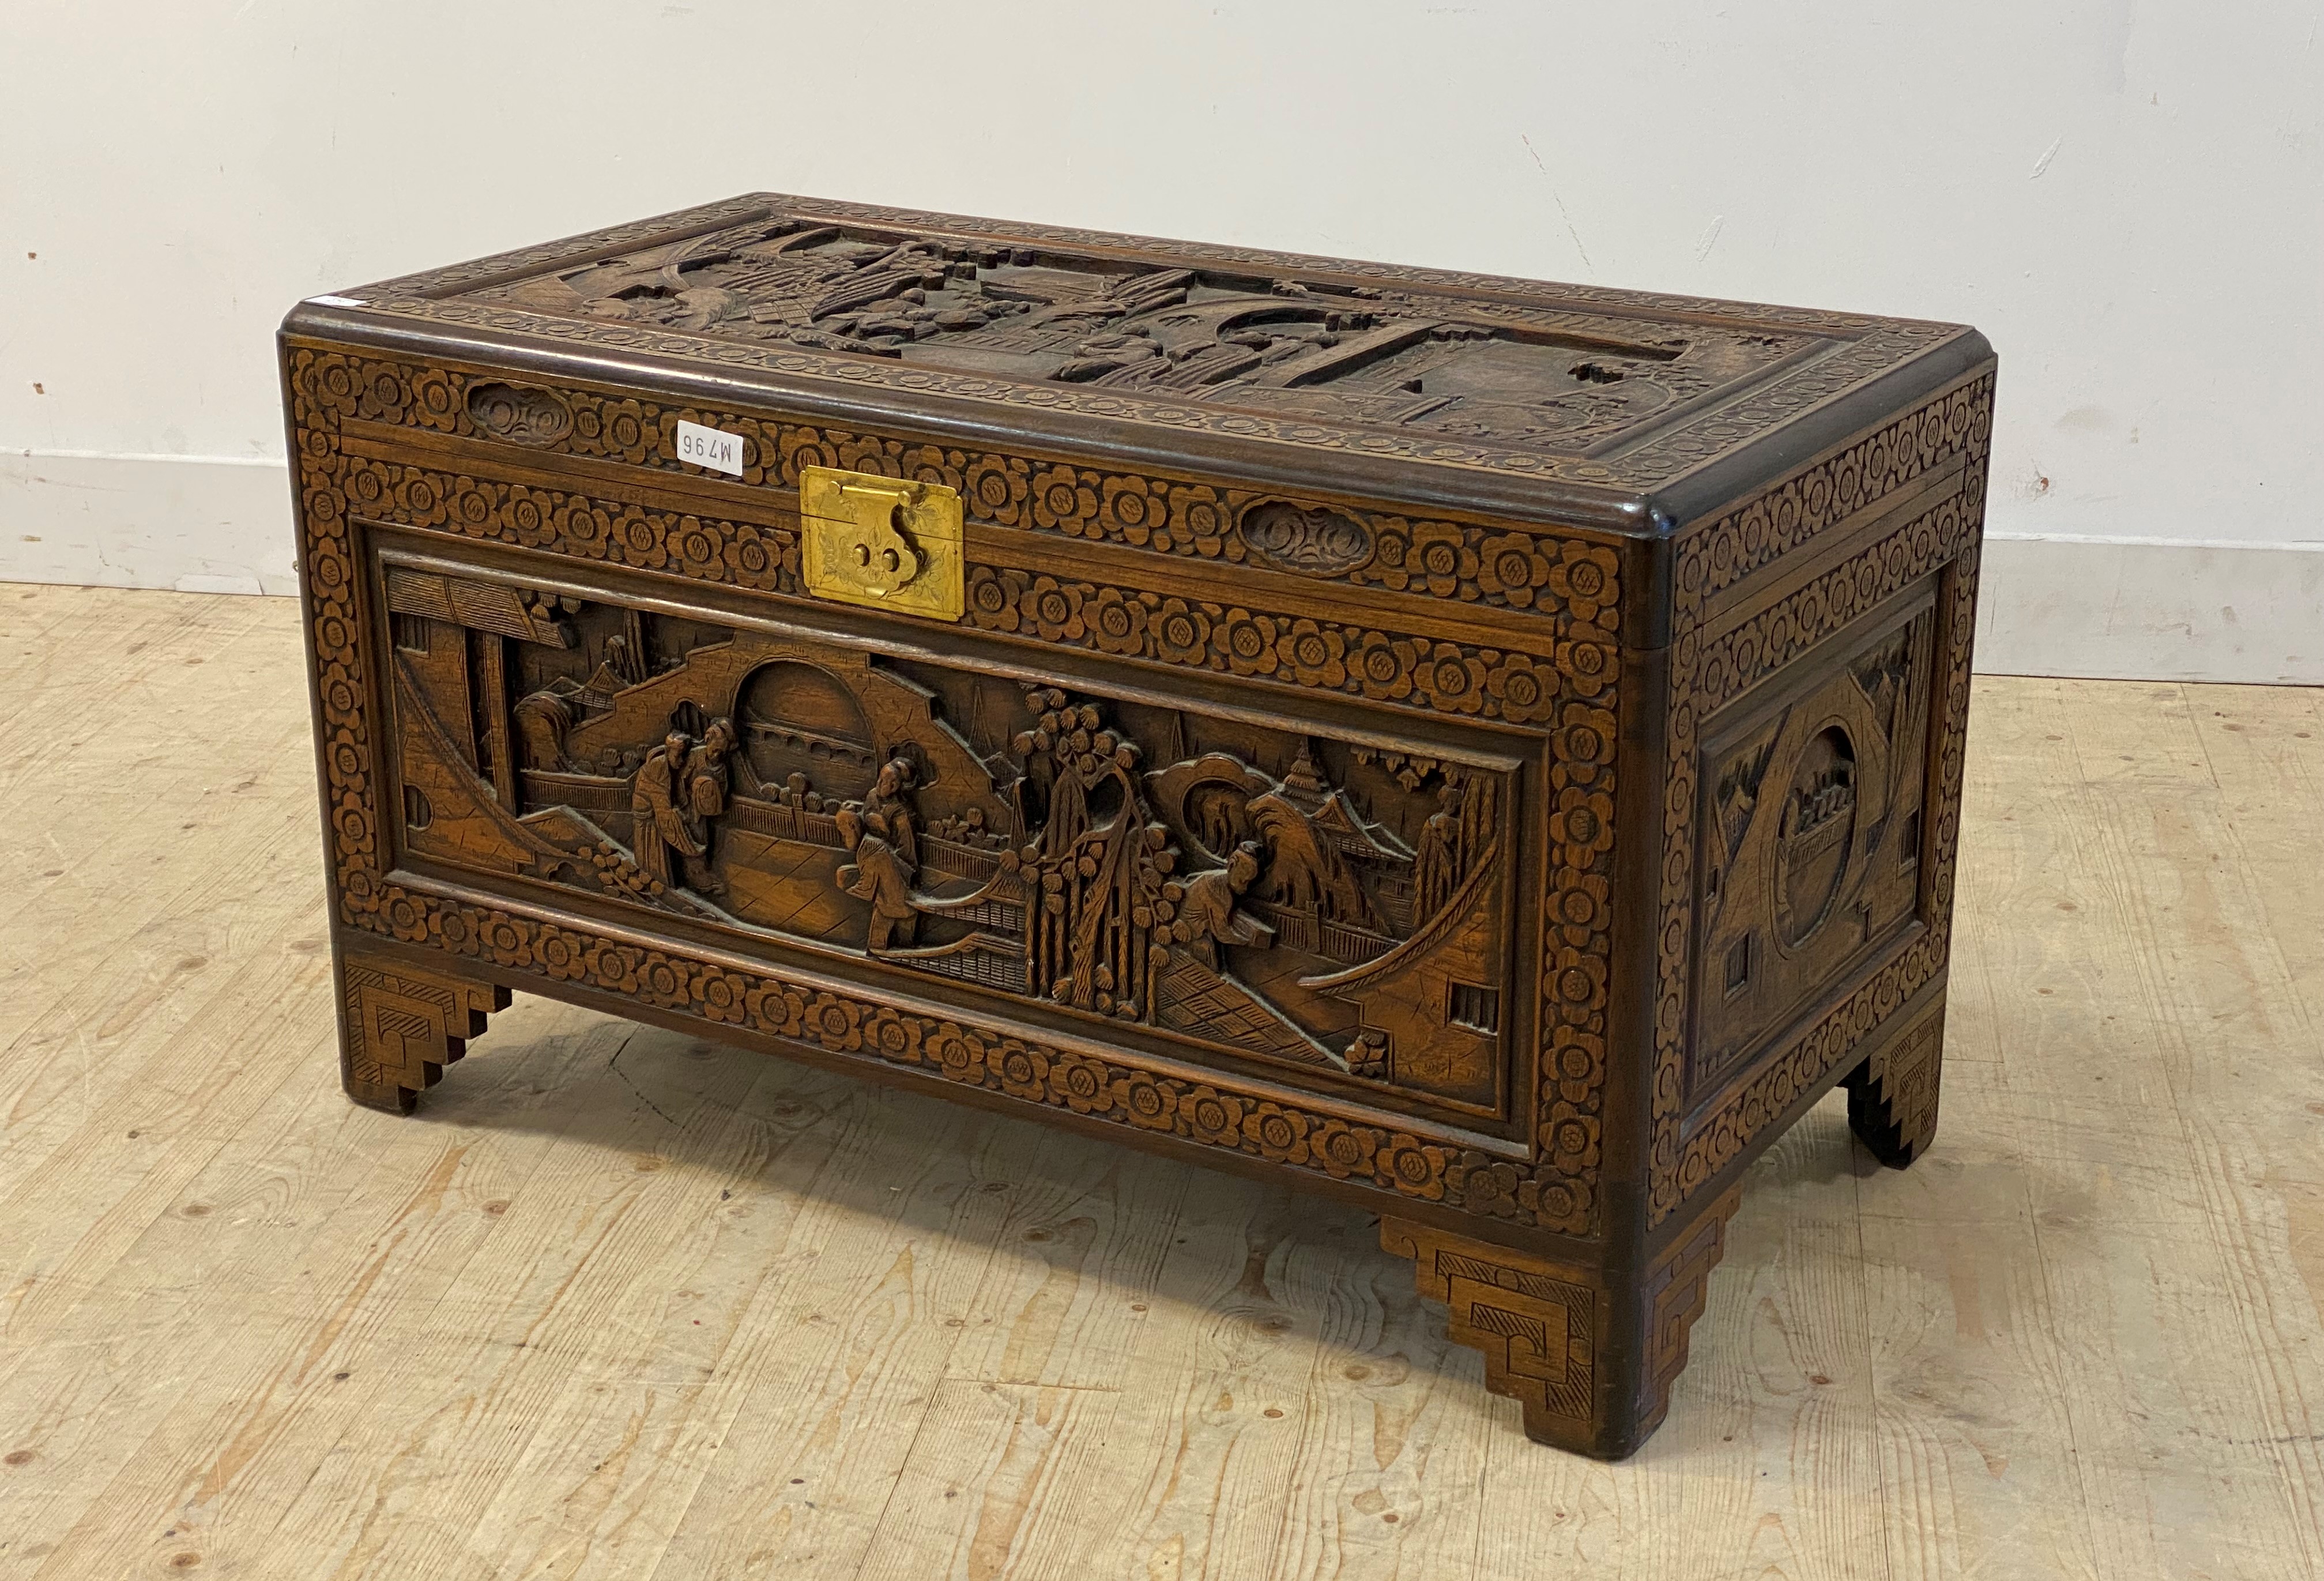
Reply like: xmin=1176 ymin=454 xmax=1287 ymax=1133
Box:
xmin=687 ymin=718 xmax=735 ymax=817
xmin=860 ymin=755 xmax=920 ymax=878
xmin=629 ymin=732 xmax=703 ymax=891
xmin=1411 ymin=783 xmax=1466 ymax=920
xmin=1174 ymin=842 xmax=1274 ymax=970
xmin=678 ymin=717 xmax=735 ymax=895
xmin=836 ymin=802 xmax=919 ymax=951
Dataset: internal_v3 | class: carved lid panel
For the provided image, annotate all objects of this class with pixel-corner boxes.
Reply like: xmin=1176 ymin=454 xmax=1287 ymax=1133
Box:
xmin=318 ymin=194 xmax=1983 ymax=509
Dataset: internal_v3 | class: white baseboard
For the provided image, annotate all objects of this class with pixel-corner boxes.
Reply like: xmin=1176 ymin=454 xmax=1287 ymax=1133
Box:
xmin=3 ymin=450 xmax=299 ymax=596
xmin=5 ymin=453 xmax=2318 ymax=685
xmin=1977 ymin=533 xmax=2322 ymax=686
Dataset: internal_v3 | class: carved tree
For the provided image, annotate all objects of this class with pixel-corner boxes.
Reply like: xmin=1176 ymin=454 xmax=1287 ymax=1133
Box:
xmin=1015 ymin=688 xmax=1178 ymax=1019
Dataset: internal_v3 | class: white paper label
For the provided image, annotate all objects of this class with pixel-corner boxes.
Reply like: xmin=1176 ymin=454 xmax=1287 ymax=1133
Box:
xmin=675 ymin=419 xmax=745 ymax=477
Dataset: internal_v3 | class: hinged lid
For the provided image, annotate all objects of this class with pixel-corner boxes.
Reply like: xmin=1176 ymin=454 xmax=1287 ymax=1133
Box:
xmin=290 ymin=194 xmax=1988 ymax=532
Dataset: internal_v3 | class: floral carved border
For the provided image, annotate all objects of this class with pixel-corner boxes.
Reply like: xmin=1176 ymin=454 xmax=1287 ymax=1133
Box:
xmin=342 ymin=194 xmax=1973 ymax=490
xmin=290 ymin=346 xmax=1621 ymax=1236
xmin=314 ymin=442 xmax=1608 ymax=731
xmin=1690 ymin=490 xmax=1976 ymax=719
xmin=296 ymin=347 xmax=1621 ymax=620
xmin=1673 ymin=370 xmax=1995 ymax=619
xmin=961 ymin=567 xmax=1599 ymax=726
xmin=1648 ymin=374 xmax=1993 ymax=1225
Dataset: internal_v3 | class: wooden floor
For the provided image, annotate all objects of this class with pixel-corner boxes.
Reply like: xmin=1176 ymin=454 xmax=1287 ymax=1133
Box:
xmin=2 ymin=584 xmax=2320 ymax=1580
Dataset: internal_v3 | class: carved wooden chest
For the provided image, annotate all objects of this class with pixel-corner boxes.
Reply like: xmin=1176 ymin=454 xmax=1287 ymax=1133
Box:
xmin=283 ymin=195 xmax=1993 ymax=1456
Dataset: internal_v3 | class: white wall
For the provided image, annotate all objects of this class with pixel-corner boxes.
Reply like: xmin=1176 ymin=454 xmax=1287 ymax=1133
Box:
xmin=5 ymin=2 xmax=2319 ymax=680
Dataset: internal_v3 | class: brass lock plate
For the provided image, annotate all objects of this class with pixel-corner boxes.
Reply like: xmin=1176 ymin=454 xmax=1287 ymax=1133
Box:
xmin=798 ymin=466 xmax=964 ymax=621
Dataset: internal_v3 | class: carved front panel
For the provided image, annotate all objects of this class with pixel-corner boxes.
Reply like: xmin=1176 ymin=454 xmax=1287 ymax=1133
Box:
xmin=1686 ymin=590 xmax=1938 ymax=1105
xmin=379 ymin=558 xmax=1523 ymax=1120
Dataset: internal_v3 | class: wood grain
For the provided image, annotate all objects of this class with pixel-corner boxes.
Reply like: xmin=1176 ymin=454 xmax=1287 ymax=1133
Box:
xmin=3 ymin=585 xmax=2321 ymax=1576
xmin=282 ymin=204 xmax=1994 ymax=1455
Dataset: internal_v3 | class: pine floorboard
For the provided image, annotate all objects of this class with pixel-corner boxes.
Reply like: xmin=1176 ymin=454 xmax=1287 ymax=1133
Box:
xmin=1 ymin=584 xmax=2318 ymax=1579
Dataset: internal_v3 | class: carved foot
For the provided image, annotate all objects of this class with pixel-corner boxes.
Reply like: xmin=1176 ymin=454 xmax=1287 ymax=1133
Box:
xmin=336 ymin=946 xmax=511 ymax=1113
xmin=1381 ymin=1219 xmax=1604 ymax=1451
xmin=1843 ymin=1002 xmax=1944 ymax=1168
xmin=1384 ymin=1185 xmax=1740 ymax=1458
xmin=1633 ymin=1184 xmax=1742 ymax=1446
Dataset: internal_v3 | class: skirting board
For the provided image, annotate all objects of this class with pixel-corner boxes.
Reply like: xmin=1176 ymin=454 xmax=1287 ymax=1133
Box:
xmin=1976 ymin=533 xmax=2322 ymax=686
xmin=4 ymin=452 xmax=2319 ymax=685
xmin=3 ymin=450 xmax=300 ymax=597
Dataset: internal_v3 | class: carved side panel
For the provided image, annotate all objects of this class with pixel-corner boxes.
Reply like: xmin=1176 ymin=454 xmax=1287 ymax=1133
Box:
xmin=378 ymin=566 xmax=1521 ymax=1119
xmin=1649 ymin=367 xmax=1992 ymax=1226
xmin=1687 ymin=593 xmax=1938 ymax=1103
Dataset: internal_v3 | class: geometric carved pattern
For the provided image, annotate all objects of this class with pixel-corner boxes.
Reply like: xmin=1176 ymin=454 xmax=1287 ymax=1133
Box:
xmin=961 ymin=563 xmax=1585 ymax=726
xmin=1688 ymin=492 xmax=1968 ymax=722
xmin=1637 ymin=1184 xmax=1742 ymax=1439
xmin=1843 ymin=1003 xmax=1944 ymax=1168
xmin=328 ymin=437 xmax=1598 ymax=728
xmin=339 ymin=953 xmax=510 ymax=1114
xmin=1384 ymin=1180 xmax=1741 ymax=1455
xmin=1381 ymin=1218 xmax=1599 ymax=1435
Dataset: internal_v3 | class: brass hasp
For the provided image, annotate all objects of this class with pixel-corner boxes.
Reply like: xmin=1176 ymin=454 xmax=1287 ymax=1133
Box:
xmin=800 ymin=466 xmax=965 ymax=620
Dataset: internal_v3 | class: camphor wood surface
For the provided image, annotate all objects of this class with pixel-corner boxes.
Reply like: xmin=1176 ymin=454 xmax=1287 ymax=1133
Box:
xmin=3 ymin=583 xmax=2321 ymax=1577
xmin=280 ymin=197 xmax=1998 ymax=1454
